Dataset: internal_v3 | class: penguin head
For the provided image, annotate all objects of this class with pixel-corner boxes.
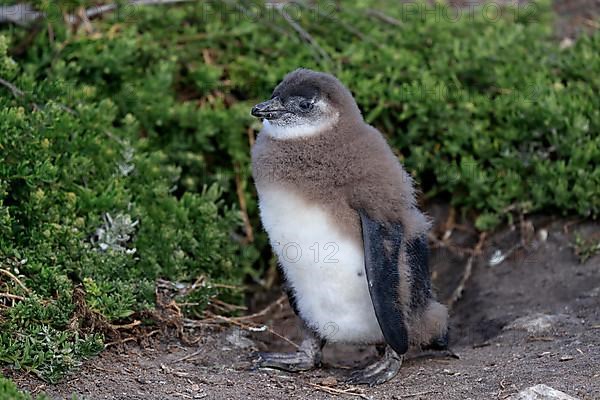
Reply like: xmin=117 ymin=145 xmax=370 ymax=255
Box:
xmin=251 ymin=68 xmax=362 ymax=140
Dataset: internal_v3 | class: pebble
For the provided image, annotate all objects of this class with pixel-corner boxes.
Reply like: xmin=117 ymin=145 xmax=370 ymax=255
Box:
xmin=504 ymin=313 xmax=577 ymax=335
xmin=225 ymin=328 xmax=257 ymax=350
xmin=509 ymin=384 xmax=580 ymax=400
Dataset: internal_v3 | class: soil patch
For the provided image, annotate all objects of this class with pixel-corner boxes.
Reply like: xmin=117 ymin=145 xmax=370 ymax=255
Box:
xmin=7 ymin=218 xmax=599 ymax=399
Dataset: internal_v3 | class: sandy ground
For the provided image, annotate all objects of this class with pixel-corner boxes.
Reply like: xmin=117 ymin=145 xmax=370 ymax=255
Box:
xmin=8 ymin=216 xmax=599 ymax=400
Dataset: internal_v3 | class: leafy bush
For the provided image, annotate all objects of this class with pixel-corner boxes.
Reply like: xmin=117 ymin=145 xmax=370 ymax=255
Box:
xmin=0 ymin=29 xmax=253 ymax=382
xmin=0 ymin=375 xmax=50 ymax=400
xmin=0 ymin=0 xmax=598 ymax=385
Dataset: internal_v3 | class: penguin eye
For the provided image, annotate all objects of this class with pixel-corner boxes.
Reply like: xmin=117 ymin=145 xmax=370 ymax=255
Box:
xmin=298 ymin=99 xmax=313 ymax=112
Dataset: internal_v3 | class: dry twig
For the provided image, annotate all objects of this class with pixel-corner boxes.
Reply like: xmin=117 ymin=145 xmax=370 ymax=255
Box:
xmin=0 ymin=77 xmax=25 ymax=98
xmin=203 ymin=311 xmax=300 ymax=350
xmin=427 ymin=232 xmax=475 ymax=256
xmin=195 ymin=294 xmax=287 ymax=325
xmin=0 ymin=76 xmax=73 ymax=113
xmin=290 ymin=0 xmax=370 ymax=43
xmin=76 ymin=6 xmax=94 ymax=33
xmin=274 ymin=5 xmax=331 ymax=64
xmin=104 ymin=336 xmax=137 ymax=347
xmin=171 ymin=349 xmax=204 ymax=364
xmin=0 ymin=268 xmax=31 ymax=293
xmin=447 ymin=232 xmax=487 ymax=310
xmin=246 ymin=126 xmax=256 ymax=148
xmin=109 ymin=319 xmax=142 ymax=330
xmin=208 ymin=298 xmax=247 ymax=314
xmin=184 ymin=295 xmax=295 ymax=348
xmin=210 ymin=283 xmax=244 ymax=291
xmin=307 ymin=383 xmax=370 ymax=399
xmin=104 ymin=329 xmax=159 ymax=348
xmin=563 ymin=218 xmax=584 ymax=234
xmin=0 ymin=292 xmax=25 ymax=301
xmin=400 ymin=390 xmax=441 ymax=398
xmin=234 ymin=163 xmax=254 ymax=244
xmin=233 ymin=294 xmax=287 ymax=321
xmin=366 ymin=9 xmax=402 ymax=27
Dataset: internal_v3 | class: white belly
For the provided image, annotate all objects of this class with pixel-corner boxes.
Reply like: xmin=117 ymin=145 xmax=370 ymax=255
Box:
xmin=258 ymin=185 xmax=384 ymax=344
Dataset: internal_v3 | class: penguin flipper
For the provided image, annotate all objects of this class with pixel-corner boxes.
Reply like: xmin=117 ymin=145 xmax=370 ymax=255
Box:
xmin=359 ymin=210 xmax=409 ymax=356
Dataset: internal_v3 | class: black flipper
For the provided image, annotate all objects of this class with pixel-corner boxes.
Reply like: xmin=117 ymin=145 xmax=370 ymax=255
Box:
xmin=359 ymin=210 xmax=409 ymax=356
xmin=406 ymin=235 xmax=433 ymax=311
xmin=407 ymin=235 xmax=450 ymax=351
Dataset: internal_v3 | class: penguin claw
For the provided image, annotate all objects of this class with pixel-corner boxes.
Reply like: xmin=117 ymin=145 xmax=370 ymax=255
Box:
xmin=345 ymin=348 xmax=402 ymax=386
xmin=254 ymin=351 xmax=317 ymax=372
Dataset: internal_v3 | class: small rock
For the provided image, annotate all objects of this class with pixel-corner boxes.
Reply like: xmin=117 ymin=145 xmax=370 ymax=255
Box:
xmin=225 ymin=328 xmax=256 ymax=350
xmin=509 ymin=384 xmax=580 ymax=400
xmin=559 ymin=355 xmax=574 ymax=362
xmin=233 ymin=360 xmax=253 ymax=370
xmin=320 ymin=376 xmax=338 ymax=386
xmin=442 ymin=369 xmax=459 ymax=375
xmin=504 ymin=313 xmax=574 ymax=335
xmin=488 ymin=249 xmax=506 ymax=267
xmin=559 ymin=38 xmax=574 ymax=50
xmin=584 ymin=287 xmax=600 ymax=298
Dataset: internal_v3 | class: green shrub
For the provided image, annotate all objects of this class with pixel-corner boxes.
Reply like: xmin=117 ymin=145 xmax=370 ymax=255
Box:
xmin=0 ymin=29 xmax=253 ymax=382
xmin=0 ymin=0 xmax=598 ymax=386
xmin=0 ymin=375 xmax=50 ymax=400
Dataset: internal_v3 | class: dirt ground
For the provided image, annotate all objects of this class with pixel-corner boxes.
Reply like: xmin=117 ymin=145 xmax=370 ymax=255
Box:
xmin=7 ymin=214 xmax=599 ymax=400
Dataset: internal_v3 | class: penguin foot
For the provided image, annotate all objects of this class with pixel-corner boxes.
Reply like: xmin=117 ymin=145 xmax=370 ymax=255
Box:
xmin=255 ymin=333 xmax=322 ymax=372
xmin=255 ymin=350 xmax=318 ymax=372
xmin=346 ymin=346 xmax=402 ymax=386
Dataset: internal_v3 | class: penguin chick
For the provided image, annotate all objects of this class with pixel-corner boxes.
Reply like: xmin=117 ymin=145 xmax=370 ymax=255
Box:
xmin=250 ymin=68 xmax=449 ymax=386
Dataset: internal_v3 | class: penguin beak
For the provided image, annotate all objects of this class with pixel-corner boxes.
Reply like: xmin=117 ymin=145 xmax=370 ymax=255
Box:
xmin=251 ymin=97 xmax=288 ymax=120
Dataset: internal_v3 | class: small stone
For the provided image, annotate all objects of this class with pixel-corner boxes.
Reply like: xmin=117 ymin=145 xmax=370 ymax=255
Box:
xmin=320 ymin=376 xmax=338 ymax=386
xmin=584 ymin=287 xmax=600 ymax=298
xmin=504 ymin=313 xmax=576 ymax=335
xmin=509 ymin=384 xmax=580 ymax=400
xmin=559 ymin=355 xmax=574 ymax=362
xmin=488 ymin=249 xmax=506 ymax=267
xmin=442 ymin=369 xmax=459 ymax=375
xmin=225 ymin=328 xmax=256 ymax=350
xmin=559 ymin=38 xmax=574 ymax=50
